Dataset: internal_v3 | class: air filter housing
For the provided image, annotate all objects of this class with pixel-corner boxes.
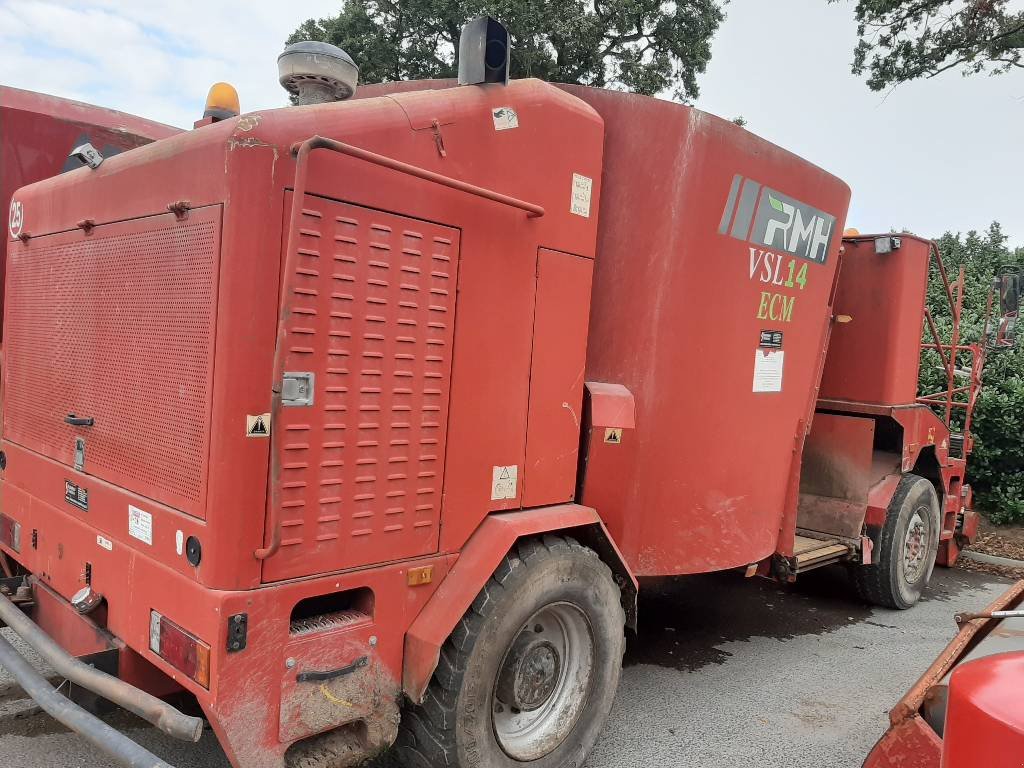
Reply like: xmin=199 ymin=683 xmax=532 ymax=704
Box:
xmin=278 ymin=41 xmax=359 ymax=105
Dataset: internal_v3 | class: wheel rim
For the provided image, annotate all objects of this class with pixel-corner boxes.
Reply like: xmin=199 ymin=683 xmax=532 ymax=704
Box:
xmin=492 ymin=602 xmax=595 ymax=761
xmin=903 ymin=507 xmax=930 ymax=584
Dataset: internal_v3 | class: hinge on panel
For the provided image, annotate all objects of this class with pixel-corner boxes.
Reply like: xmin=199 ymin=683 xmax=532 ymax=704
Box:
xmin=281 ymin=372 xmax=315 ymax=407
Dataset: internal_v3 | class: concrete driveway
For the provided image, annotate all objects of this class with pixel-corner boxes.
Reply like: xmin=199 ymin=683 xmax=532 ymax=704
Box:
xmin=0 ymin=566 xmax=1012 ymax=768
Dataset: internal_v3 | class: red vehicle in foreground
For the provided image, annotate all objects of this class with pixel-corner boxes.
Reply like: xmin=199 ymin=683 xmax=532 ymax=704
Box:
xmin=0 ymin=18 xmax=1019 ymax=768
xmin=864 ymin=580 xmax=1024 ymax=768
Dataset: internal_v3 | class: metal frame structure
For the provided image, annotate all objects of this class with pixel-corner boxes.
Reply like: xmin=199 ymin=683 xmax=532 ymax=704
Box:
xmin=916 ymin=241 xmax=995 ymax=453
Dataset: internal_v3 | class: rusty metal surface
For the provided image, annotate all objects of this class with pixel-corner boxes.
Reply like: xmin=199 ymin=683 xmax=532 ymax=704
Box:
xmin=862 ymin=716 xmax=943 ymax=768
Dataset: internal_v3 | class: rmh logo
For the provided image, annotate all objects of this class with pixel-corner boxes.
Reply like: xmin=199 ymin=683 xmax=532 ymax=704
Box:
xmin=719 ymin=175 xmax=836 ymax=265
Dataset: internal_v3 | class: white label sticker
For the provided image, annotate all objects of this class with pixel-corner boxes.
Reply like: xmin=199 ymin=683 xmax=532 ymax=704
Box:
xmin=175 ymin=530 xmax=184 ymax=556
xmin=128 ymin=505 xmax=153 ymax=545
xmin=570 ymin=174 xmax=593 ymax=218
xmin=96 ymin=535 xmax=113 ymax=551
xmin=246 ymin=413 xmax=271 ymax=437
xmin=492 ymin=107 xmax=519 ymax=131
xmin=753 ymin=349 xmax=785 ymax=392
xmin=491 ymin=465 xmax=518 ymax=501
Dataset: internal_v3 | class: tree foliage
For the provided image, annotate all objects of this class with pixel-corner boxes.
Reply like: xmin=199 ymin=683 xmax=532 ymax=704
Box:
xmin=287 ymin=1 xmax=725 ymax=101
xmin=836 ymin=0 xmax=1024 ymax=91
xmin=918 ymin=223 xmax=1024 ymax=523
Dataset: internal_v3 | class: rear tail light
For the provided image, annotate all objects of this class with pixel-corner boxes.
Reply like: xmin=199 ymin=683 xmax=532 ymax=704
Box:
xmin=149 ymin=611 xmax=211 ymax=689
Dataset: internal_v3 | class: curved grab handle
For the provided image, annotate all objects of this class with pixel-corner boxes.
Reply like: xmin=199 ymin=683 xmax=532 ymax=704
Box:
xmin=65 ymin=414 xmax=95 ymax=427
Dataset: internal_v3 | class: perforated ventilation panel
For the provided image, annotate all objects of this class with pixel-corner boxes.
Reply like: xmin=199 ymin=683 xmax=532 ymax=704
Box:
xmin=3 ymin=207 xmax=221 ymax=518
xmin=262 ymin=197 xmax=459 ymax=582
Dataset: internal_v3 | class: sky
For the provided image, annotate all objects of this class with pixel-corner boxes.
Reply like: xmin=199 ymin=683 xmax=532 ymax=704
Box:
xmin=1 ymin=0 xmax=1021 ymax=244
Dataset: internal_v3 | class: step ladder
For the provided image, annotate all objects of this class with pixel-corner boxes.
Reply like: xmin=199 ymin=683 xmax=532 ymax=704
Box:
xmin=792 ymin=535 xmax=851 ymax=573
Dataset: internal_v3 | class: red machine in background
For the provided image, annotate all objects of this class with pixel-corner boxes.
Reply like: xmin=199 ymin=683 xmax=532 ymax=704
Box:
xmin=1 ymin=86 xmax=178 ymax=312
xmin=0 ymin=17 xmax=1020 ymax=768
xmin=864 ymin=580 xmax=1024 ymax=768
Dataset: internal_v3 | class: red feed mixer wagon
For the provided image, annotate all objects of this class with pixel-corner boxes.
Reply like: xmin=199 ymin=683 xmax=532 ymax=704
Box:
xmin=0 ymin=17 xmax=1019 ymax=768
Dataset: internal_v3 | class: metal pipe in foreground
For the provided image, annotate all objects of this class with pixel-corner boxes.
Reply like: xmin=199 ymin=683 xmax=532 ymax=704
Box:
xmin=0 ymin=632 xmax=175 ymax=768
xmin=0 ymin=589 xmax=203 ymax=742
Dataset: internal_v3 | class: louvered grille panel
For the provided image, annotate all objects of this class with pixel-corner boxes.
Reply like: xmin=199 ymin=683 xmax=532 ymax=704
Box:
xmin=3 ymin=208 xmax=220 ymax=518
xmin=265 ymin=198 xmax=458 ymax=580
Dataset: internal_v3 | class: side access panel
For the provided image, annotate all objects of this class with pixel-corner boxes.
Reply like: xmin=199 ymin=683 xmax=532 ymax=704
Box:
xmin=264 ymin=197 xmax=459 ymax=582
xmin=523 ymin=249 xmax=594 ymax=507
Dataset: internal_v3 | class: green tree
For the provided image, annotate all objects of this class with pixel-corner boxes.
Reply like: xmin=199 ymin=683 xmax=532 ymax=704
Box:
xmin=918 ymin=223 xmax=1024 ymax=523
xmin=835 ymin=0 xmax=1024 ymax=91
xmin=287 ymin=1 xmax=726 ymax=101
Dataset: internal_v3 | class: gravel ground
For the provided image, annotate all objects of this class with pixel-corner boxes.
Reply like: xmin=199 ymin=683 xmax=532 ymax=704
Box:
xmin=0 ymin=566 xmax=1013 ymax=768
xmin=959 ymin=520 xmax=1024 ymax=579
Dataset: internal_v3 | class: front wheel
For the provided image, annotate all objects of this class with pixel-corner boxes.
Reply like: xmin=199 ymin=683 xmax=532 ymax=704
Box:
xmin=396 ymin=535 xmax=625 ymax=768
xmin=851 ymin=474 xmax=940 ymax=610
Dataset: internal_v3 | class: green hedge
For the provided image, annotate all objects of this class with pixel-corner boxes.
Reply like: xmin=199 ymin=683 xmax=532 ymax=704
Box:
xmin=917 ymin=223 xmax=1024 ymax=524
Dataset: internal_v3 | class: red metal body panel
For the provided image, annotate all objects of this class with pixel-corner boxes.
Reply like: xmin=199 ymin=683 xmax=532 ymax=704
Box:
xmin=266 ymin=198 xmax=459 ymax=580
xmin=4 ymin=207 xmax=220 ymax=519
xmin=566 ymin=85 xmax=851 ymax=575
xmin=942 ymin=652 xmax=1024 ymax=768
xmin=1 ymin=469 xmax=452 ymax=767
xmin=523 ymin=249 xmax=594 ymax=506
xmin=0 ymin=86 xmax=178 ymax=326
xmin=820 ymin=237 xmax=930 ymax=405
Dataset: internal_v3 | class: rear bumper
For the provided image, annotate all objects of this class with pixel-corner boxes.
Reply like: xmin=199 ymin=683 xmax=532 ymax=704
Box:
xmin=0 ymin=577 xmax=200 ymax=767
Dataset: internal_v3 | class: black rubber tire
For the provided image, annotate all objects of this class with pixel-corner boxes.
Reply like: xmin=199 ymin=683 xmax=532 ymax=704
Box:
xmin=851 ymin=474 xmax=941 ymax=610
xmin=394 ymin=535 xmax=625 ymax=768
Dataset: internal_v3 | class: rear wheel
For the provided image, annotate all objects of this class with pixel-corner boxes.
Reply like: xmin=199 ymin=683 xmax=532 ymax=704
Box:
xmin=852 ymin=474 xmax=940 ymax=610
xmin=395 ymin=535 xmax=625 ymax=768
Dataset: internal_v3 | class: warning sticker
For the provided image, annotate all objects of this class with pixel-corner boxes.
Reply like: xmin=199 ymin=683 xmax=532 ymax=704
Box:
xmin=570 ymin=173 xmax=593 ymax=218
xmin=491 ymin=465 xmax=518 ymax=501
xmin=246 ymin=413 xmax=271 ymax=437
xmin=492 ymin=107 xmax=519 ymax=131
xmin=604 ymin=428 xmax=623 ymax=444
xmin=129 ymin=505 xmax=153 ymax=546
xmin=753 ymin=349 xmax=785 ymax=393
xmin=96 ymin=535 xmax=113 ymax=552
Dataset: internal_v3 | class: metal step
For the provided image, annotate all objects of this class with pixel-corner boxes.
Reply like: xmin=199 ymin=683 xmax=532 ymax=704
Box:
xmin=792 ymin=535 xmax=851 ymax=573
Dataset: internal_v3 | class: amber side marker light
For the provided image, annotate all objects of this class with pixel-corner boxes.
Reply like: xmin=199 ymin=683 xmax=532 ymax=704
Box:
xmin=150 ymin=611 xmax=211 ymax=689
